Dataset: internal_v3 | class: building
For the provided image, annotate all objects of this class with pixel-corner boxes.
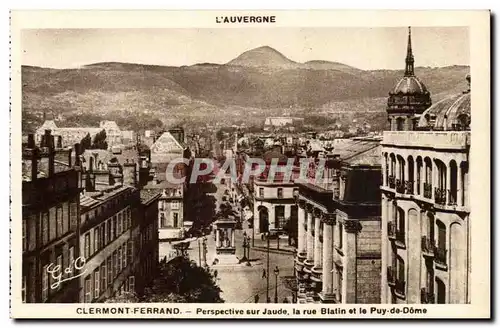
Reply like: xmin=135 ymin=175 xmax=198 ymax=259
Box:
xmin=35 ymin=120 xmax=135 ymax=150
xmin=144 ymin=173 xmax=185 ymax=241
xmin=149 ymin=129 xmax=188 ymax=165
xmin=264 ymin=116 xmax=304 ymax=131
xmin=380 ymin=28 xmax=471 ymax=304
xmin=253 ymin=149 xmax=299 ymax=238
xmin=294 ymin=137 xmax=382 ymax=304
xmin=77 ymin=150 xmax=160 ymax=302
xmin=22 ymin=131 xmax=82 ymax=303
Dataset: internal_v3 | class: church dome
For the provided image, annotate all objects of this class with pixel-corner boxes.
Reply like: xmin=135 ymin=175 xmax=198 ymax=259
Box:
xmin=418 ymin=75 xmax=471 ymax=131
xmin=391 ymin=75 xmax=429 ymax=95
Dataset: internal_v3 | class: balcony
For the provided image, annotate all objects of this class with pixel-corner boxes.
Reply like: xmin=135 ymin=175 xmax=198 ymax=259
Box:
xmin=387 ymin=222 xmax=405 ymax=245
xmin=405 ymin=180 xmax=414 ymax=195
xmin=435 ymin=247 xmax=447 ymax=268
xmin=382 ymin=131 xmax=470 ymax=150
xmin=387 ymin=266 xmax=396 ymax=286
xmin=448 ymin=190 xmax=458 ymax=206
xmin=396 ymin=179 xmax=405 ymax=194
xmin=421 ymin=236 xmax=435 ymax=257
xmin=434 ymin=188 xmax=446 ymax=205
xmin=423 ymin=183 xmax=432 ymax=199
xmin=388 ymin=175 xmax=396 ymax=189
xmin=421 ymin=287 xmax=435 ymax=304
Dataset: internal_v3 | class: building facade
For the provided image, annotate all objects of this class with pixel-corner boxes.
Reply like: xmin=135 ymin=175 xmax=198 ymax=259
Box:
xmin=295 ymin=138 xmax=382 ymax=304
xmin=22 ymin=131 xmax=82 ymax=303
xmin=380 ymin=28 xmax=471 ymax=304
xmin=253 ymin=150 xmax=298 ymax=237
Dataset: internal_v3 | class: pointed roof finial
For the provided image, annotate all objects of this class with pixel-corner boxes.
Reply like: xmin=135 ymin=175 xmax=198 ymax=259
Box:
xmin=405 ymin=26 xmax=415 ymax=76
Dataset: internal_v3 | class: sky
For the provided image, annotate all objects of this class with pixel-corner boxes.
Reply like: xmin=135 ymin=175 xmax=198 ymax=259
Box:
xmin=21 ymin=27 xmax=469 ymax=70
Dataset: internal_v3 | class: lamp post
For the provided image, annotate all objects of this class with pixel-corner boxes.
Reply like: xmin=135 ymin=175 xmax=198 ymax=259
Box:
xmin=202 ymin=236 xmax=208 ymax=267
xmin=266 ymin=232 xmax=270 ymax=303
xmin=242 ymin=231 xmax=248 ymax=261
xmin=274 ymin=266 xmax=280 ymax=303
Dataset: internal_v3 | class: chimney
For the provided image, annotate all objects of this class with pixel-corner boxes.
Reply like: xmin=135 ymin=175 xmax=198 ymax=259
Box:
xmin=123 ymin=161 xmax=137 ymax=187
xmin=67 ymin=148 xmax=73 ymax=167
xmin=46 ymin=130 xmax=55 ymax=177
xmin=74 ymin=143 xmax=81 ymax=166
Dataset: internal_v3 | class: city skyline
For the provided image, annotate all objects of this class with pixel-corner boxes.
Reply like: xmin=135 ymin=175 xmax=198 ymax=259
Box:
xmin=22 ymin=27 xmax=469 ymax=70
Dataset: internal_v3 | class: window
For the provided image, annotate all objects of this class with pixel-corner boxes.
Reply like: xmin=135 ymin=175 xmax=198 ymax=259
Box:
xmin=118 ymin=248 xmax=122 ymax=273
xmin=68 ymin=246 xmax=75 ymax=277
xmin=259 ymin=188 xmax=264 ymax=198
xmin=100 ymin=225 xmax=105 ymax=249
xmin=100 ymin=263 xmax=107 ymax=293
xmin=84 ymin=276 xmax=92 ymax=303
xmin=117 ymin=214 xmax=122 ymax=236
xmin=56 ymin=254 xmax=63 ymax=290
xmin=277 ymin=188 xmax=283 ymax=199
xmin=112 ymin=216 xmax=117 ymax=240
xmin=94 ymin=228 xmax=99 ymax=254
xmin=160 ymin=213 xmax=167 ymax=228
xmin=84 ymin=233 xmax=91 ymax=259
xmin=22 ymin=275 xmax=26 ymax=303
xmin=275 ymin=206 xmax=285 ymax=229
xmin=107 ymin=219 xmax=112 ymax=243
xmin=436 ymin=220 xmax=447 ymax=266
xmin=171 ymin=201 xmax=180 ymax=210
xmin=107 ymin=257 xmax=113 ymax=287
xmin=22 ymin=220 xmax=27 ymax=252
xmin=63 ymin=204 xmax=70 ymax=234
xmin=56 ymin=207 xmax=63 ymax=237
xmin=42 ymin=264 xmax=49 ymax=302
xmin=173 ymin=213 xmax=179 ymax=228
xmin=94 ymin=270 xmax=100 ymax=299
xmin=113 ymin=251 xmax=118 ymax=277
xmin=123 ymin=243 xmax=128 ymax=268
xmin=128 ymin=276 xmax=135 ymax=292
xmin=338 ymin=223 xmax=343 ymax=250
xmin=104 ymin=221 xmax=109 ymax=245
xmin=42 ymin=212 xmax=49 ymax=245
xmin=127 ymin=241 xmax=133 ymax=264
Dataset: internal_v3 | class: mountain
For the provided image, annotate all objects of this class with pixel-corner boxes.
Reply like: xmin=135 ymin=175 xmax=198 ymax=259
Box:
xmin=21 ymin=46 xmax=470 ymax=132
xmin=227 ymin=46 xmax=298 ymax=69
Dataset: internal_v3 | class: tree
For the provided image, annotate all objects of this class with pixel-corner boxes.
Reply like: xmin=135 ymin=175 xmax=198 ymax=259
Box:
xmin=91 ymin=129 xmax=108 ymax=149
xmin=104 ymin=257 xmax=224 ymax=303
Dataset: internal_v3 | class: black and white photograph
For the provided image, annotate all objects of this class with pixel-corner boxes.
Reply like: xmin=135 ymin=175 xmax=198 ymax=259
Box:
xmin=10 ymin=10 xmax=490 ymax=319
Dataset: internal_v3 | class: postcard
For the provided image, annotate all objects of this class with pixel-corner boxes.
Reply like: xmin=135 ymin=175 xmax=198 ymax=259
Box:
xmin=10 ymin=10 xmax=490 ymax=319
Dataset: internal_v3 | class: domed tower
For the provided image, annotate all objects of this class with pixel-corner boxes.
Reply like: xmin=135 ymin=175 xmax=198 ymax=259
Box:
xmin=387 ymin=27 xmax=432 ymax=131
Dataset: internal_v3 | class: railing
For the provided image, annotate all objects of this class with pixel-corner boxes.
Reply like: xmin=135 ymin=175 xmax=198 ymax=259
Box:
xmin=434 ymin=188 xmax=446 ymax=205
xmin=388 ymin=176 xmax=396 ymax=189
xmin=423 ymin=183 xmax=432 ymax=199
xmin=396 ymin=179 xmax=405 ymax=194
xmin=405 ymin=180 xmax=414 ymax=195
xmin=448 ymin=189 xmax=458 ymax=206
xmin=387 ymin=266 xmax=396 ymax=286
xmin=421 ymin=287 xmax=435 ymax=304
xmin=435 ymin=247 xmax=447 ymax=266
xmin=387 ymin=221 xmax=405 ymax=244
xmin=421 ymin=236 xmax=435 ymax=257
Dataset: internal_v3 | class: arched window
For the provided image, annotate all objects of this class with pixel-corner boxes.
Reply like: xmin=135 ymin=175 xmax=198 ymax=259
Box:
xmin=436 ymin=277 xmax=446 ymax=304
xmin=416 ymin=157 xmax=423 ymax=195
xmin=449 ymin=160 xmax=458 ymax=205
xmin=435 ymin=160 xmax=447 ymax=205
xmin=424 ymin=157 xmax=432 ymax=198
xmin=396 ymin=117 xmax=405 ymax=131
xmin=407 ymin=156 xmax=414 ymax=194
xmin=436 ymin=220 xmax=447 ymax=266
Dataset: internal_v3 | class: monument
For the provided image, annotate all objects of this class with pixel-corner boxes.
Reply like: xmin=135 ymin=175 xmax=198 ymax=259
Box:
xmin=213 ymin=214 xmax=239 ymax=265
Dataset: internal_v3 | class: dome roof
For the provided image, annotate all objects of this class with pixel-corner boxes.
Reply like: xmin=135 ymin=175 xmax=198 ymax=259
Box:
xmin=391 ymin=75 xmax=429 ymax=95
xmin=418 ymin=90 xmax=470 ymax=130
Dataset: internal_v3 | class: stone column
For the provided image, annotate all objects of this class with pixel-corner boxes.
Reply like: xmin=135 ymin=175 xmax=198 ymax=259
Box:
xmin=381 ymin=195 xmax=387 ymax=303
xmin=458 ymin=166 xmax=463 ymax=206
xmin=446 ymin=163 xmax=452 ymax=204
xmin=431 ymin=160 xmax=437 ymax=200
xmin=297 ymin=201 xmax=306 ymax=254
xmin=314 ymin=212 xmax=322 ymax=267
xmin=216 ymin=229 xmax=220 ymax=248
xmin=322 ymin=214 xmax=335 ymax=298
xmin=231 ymin=229 xmax=235 ymax=247
xmin=306 ymin=207 xmax=314 ymax=262
xmin=343 ymin=220 xmax=360 ymax=303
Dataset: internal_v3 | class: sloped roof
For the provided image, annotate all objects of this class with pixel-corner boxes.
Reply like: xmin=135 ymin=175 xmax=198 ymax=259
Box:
xmin=150 ymin=132 xmax=185 ymax=154
xmin=332 ymin=139 xmax=381 ymax=166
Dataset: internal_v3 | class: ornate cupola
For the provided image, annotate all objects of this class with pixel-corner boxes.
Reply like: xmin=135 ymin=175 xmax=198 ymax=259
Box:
xmin=387 ymin=27 xmax=432 ymax=131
